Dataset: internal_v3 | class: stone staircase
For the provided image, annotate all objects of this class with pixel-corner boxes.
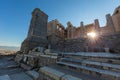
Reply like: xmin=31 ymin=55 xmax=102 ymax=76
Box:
xmin=57 ymin=52 xmax=120 ymax=80
xmin=0 ymin=70 xmax=39 ymax=80
xmin=0 ymin=56 xmax=39 ymax=80
xmin=39 ymin=52 xmax=120 ymax=80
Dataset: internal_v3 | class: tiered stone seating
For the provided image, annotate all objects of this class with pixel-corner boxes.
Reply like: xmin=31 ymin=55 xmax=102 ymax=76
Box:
xmin=39 ymin=66 xmax=82 ymax=80
xmin=56 ymin=52 xmax=120 ymax=80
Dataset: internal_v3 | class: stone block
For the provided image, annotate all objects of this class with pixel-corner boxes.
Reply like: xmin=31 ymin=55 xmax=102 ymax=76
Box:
xmin=0 ymin=75 xmax=11 ymax=80
xmin=103 ymin=66 xmax=109 ymax=70
xmin=27 ymin=57 xmax=38 ymax=67
xmin=82 ymin=69 xmax=90 ymax=74
xmin=26 ymin=70 xmax=39 ymax=80
xmin=112 ymin=60 xmax=120 ymax=64
xmin=40 ymin=66 xmax=65 ymax=80
xmin=44 ymin=49 xmax=50 ymax=54
xmin=14 ymin=54 xmax=23 ymax=63
xmin=23 ymin=56 xmax=27 ymax=62
xmin=38 ymin=55 xmax=57 ymax=67
xmin=101 ymin=74 xmax=115 ymax=80
xmin=115 ymin=77 xmax=120 ymax=80
xmin=91 ymin=71 xmax=96 ymax=76
xmin=61 ymin=75 xmax=82 ymax=80
xmin=20 ymin=63 xmax=32 ymax=70
xmin=9 ymin=72 xmax=33 ymax=80
xmin=111 ymin=68 xmax=120 ymax=72
xmin=81 ymin=63 xmax=86 ymax=66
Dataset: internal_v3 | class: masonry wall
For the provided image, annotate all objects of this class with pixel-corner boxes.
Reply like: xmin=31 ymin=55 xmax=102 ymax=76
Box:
xmin=112 ymin=14 xmax=120 ymax=32
xmin=51 ymin=32 xmax=120 ymax=53
xmin=21 ymin=8 xmax=48 ymax=53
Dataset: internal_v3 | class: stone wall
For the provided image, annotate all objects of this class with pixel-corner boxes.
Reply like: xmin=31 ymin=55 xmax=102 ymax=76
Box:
xmin=21 ymin=36 xmax=47 ymax=53
xmin=98 ymin=32 xmax=120 ymax=53
xmin=21 ymin=8 xmax=48 ymax=53
xmin=50 ymin=32 xmax=120 ymax=53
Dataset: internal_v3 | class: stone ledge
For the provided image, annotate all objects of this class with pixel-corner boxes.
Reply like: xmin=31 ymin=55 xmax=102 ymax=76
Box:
xmin=57 ymin=62 xmax=120 ymax=79
xmin=61 ymin=58 xmax=120 ymax=70
xmin=26 ymin=70 xmax=39 ymax=80
xmin=0 ymin=75 xmax=11 ymax=80
xmin=61 ymin=52 xmax=120 ymax=58
xmin=39 ymin=66 xmax=82 ymax=80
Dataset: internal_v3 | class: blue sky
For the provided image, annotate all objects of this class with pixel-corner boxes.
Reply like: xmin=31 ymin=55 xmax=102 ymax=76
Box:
xmin=0 ymin=0 xmax=119 ymax=47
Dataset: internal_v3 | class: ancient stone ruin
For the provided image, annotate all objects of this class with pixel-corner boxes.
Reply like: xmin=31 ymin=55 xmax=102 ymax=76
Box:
xmin=14 ymin=6 xmax=120 ymax=80
xmin=21 ymin=8 xmax=48 ymax=54
xmin=20 ymin=6 xmax=120 ymax=54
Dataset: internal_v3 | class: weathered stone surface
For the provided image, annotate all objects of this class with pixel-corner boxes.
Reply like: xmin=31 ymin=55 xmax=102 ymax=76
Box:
xmin=61 ymin=75 xmax=82 ymax=80
xmin=57 ymin=62 xmax=120 ymax=78
xmin=19 ymin=6 xmax=120 ymax=53
xmin=39 ymin=66 xmax=82 ymax=80
xmin=32 ymin=47 xmax=44 ymax=53
xmin=0 ymin=75 xmax=11 ymax=80
xmin=26 ymin=70 xmax=39 ymax=80
xmin=14 ymin=54 xmax=23 ymax=63
xmin=38 ymin=55 xmax=57 ymax=67
xmin=62 ymin=52 xmax=120 ymax=58
xmin=20 ymin=63 xmax=32 ymax=70
xmin=40 ymin=66 xmax=65 ymax=80
xmin=61 ymin=57 xmax=120 ymax=70
xmin=21 ymin=8 xmax=48 ymax=53
xmin=27 ymin=57 xmax=38 ymax=67
xmin=10 ymin=72 xmax=33 ymax=80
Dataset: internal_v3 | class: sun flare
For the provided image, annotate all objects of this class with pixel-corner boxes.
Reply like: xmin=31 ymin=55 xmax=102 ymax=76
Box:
xmin=87 ymin=32 xmax=96 ymax=38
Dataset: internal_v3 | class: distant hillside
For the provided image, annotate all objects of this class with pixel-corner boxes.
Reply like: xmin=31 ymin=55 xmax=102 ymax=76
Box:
xmin=0 ymin=46 xmax=20 ymax=51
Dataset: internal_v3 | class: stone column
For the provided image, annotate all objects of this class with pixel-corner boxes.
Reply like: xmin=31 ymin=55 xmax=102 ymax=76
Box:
xmin=106 ymin=14 xmax=116 ymax=32
xmin=94 ymin=19 xmax=100 ymax=30
xmin=67 ymin=29 xmax=69 ymax=39
xmin=104 ymin=47 xmax=109 ymax=53
xmin=52 ymin=20 xmax=57 ymax=34
xmin=94 ymin=19 xmax=100 ymax=35
xmin=71 ymin=27 xmax=74 ymax=39
xmin=80 ymin=21 xmax=84 ymax=37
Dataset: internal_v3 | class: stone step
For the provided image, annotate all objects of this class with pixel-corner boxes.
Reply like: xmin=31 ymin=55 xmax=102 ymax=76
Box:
xmin=48 ymin=64 xmax=109 ymax=80
xmin=20 ymin=63 xmax=32 ymax=70
xmin=25 ymin=70 xmax=39 ymax=80
xmin=5 ymin=64 xmax=19 ymax=69
xmin=60 ymin=52 xmax=120 ymax=59
xmin=60 ymin=58 xmax=120 ymax=72
xmin=9 ymin=72 xmax=33 ymax=80
xmin=0 ymin=62 xmax=19 ymax=69
xmin=0 ymin=75 xmax=11 ymax=80
xmin=68 ymin=56 xmax=120 ymax=64
xmin=40 ymin=66 xmax=82 ymax=80
xmin=57 ymin=62 xmax=120 ymax=80
xmin=0 ymin=68 xmax=24 ymax=76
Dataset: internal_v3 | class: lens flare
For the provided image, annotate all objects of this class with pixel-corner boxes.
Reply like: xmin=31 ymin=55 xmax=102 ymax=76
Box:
xmin=87 ymin=32 xmax=96 ymax=38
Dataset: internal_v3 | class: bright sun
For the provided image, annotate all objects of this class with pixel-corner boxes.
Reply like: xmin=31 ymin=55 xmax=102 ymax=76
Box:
xmin=87 ymin=32 xmax=96 ymax=38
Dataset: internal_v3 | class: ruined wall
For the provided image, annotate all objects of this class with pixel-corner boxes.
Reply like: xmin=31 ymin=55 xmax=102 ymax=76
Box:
xmin=96 ymin=32 xmax=120 ymax=53
xmin=50 ymin=38 xmax=86 ymax=52
xmin=112 ymin=6 xmax=120 ymax=32
xmin=47 ymin=6 xmax=120 ymax=53
xmin=64 ymin=38 xmax=86 ymax=52
xmin=47 ymin=6 xmax=120 ymax=40
xmin=50 ymin=32 xmax=120 ymax=53
xmin=21 ymin=6 xmax=120 ymax=53
xmin=21 ymin=8 xmax=48 ymax=53
xmin=47 ymin=19 xmax=65 ymax=38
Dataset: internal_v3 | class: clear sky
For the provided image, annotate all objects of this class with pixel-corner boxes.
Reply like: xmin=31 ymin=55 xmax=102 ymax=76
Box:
xmin=0 ymin=0 xmax=119 ymax=47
